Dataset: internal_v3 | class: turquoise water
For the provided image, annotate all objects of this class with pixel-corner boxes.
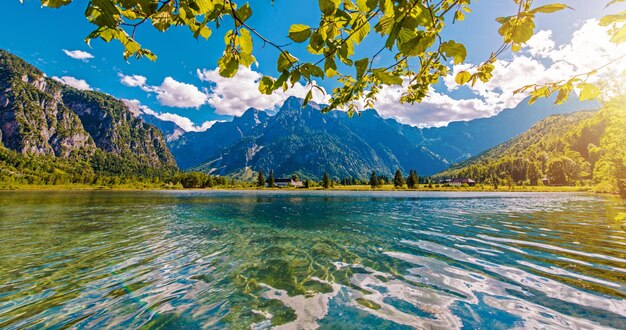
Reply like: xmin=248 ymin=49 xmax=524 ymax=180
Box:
xmin=0 ymin=190 xmax=625 ymax=329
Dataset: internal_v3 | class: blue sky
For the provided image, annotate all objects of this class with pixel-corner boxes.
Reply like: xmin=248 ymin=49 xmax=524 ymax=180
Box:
xmin=1 ymin=1 xmax=623 ymax=129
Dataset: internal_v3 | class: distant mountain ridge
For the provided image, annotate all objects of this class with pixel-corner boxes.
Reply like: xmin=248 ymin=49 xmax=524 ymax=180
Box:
xmin=169 ymin=95 xmax=597 ymax=179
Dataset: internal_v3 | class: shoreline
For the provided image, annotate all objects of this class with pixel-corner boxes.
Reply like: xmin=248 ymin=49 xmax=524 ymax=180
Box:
xmin=0 ymin=184 xmax=597 ymax=194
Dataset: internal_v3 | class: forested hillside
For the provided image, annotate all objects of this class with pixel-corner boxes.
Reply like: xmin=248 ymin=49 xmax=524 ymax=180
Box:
xmin=0 ymin=49 xmax=177 ymax=185
xmin=436 ymin=98 xmax=626 ymax=195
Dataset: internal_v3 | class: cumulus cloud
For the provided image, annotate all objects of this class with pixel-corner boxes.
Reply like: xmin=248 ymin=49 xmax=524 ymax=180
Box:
xmin=119 ymin=74 xmax=208 ymax=108
xmin=372 ymin=19 xmax=625 ymax=127
xmin=155 ymin=77 xmax=209 ymax=108
xmin=52 ymin=76 xmax=92 ymax=91
xmin=118 ymin=73 xmax=147 ymax=88
xmin=62 ymin=49 xmax=94 ymax=62
xmin=372 ymin=83 xmax=494 ymax=127
xmin=122 ymin=99 xmax=218 ymax=132
xmin=197 ymin=66 xmax=329 ymax=116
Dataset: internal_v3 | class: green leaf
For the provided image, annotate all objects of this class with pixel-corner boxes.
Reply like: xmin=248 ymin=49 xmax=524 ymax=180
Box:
xmin=355 ymin=58 xmax=369 ymax=78
xmin=259 ymin=76 xmax=276 ymax=95
xmin=235 ymin=3 xmax=252 ymax=25
xmin=40 ymin=0 xmax=72 ymax=8
xmin=218 ymin=54 xmax=239 ymax=78
xmin=454 ymin=10 xmax=465 ymax=21
xmin=512 ymin=17 xmax=535 ymax=44
xmin=455 ymin=71 xmax=471 ymax=85
xmin=578 ymin=83 xmax=601 ymax=101
xmin=599 ymin=11 xmax=626 ymax=27
xmin=349 ymin=17 xmax=370 ymax=45
xmin=356 ymin=0 xmax=377 ymax=12
xmin=318 ymin=0 xmax=340 ymax=15
xmin=288 ymin=24 xmax=312 ymax=43
xmin=530 ymin=3 xmax=572 ymax=14
xmin=441 ymin=41 xmax=467 ymax=64
xmin=239 ymin=28 xmax=253 ymax=53
xmin=152 ymin=10 xmax=172 ymax=32
xmin=373 ymin=70 xmax=403 ymax=85
xmin=610 ymin=24 xmax=626 ymax=44
xmin=197 ymin=26 xmax=212 ymax=39
xmin=277 ymin=52 xmax=298 ymax=72
xmin=308 ymin=31 xmax=325 ymax=54
xmin=303 ymin=89 xmax=313 ymax=107
xmin=324 ymin=57 xmax=338 ymax=78
xmin=398 ymin=32 xmax=434 ymax=57
xmin=607 ymin=0 xmax=626 ymax=8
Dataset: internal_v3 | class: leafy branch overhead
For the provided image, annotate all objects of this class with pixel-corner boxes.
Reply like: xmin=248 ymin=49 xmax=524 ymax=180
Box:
xmin=26 ymin=0 xmax=626 ymax=113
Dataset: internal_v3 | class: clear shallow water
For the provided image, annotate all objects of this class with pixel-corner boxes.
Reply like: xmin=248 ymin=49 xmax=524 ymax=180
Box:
xmin=0 ymin=191 xmax=625 ymax=329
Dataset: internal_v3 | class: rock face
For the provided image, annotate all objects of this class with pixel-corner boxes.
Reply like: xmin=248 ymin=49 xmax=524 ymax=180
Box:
xmin=0 ymin=49 xmax=177 ymax=174
xmin=168 ymin=108 xmax=270 ymax=169
xmin=0 ymin=53 xmax=95 ymax=158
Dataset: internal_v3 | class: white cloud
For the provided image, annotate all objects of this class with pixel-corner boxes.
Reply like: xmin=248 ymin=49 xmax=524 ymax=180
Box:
xmin=122 ymin=99 xmax=218 ymax=132
xmin=62 ymin=49 xmax=94 ymax=62
xmin=52 ymin=76 xmax=92 ymax=91
xmin=119 ymin=74 xmax=208 ymax=108
xmin=197 ymin=66 xmax=329 ymax=116
xmin=371 ymin=83 xmax=494 ymax=127
xmin=118 ymin=73 xmax=147 ymax=87
xmin=372 ymin=19 xmax=624 ymax=127
xmin=155 ymin=77 xmax=208 ymax=108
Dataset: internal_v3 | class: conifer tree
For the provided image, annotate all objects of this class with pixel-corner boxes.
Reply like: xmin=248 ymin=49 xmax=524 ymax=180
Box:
xmin=393 ymin=169 xmax=405 ymax=188
xmin=257 ymin=170 xmax=265 ymax=187
xmin=407 ymin=170 xmax=418 ymax=189
xmin=322 ymin=172 xmax=331 ymax=189
xmin=370 ymin=171 xmax=379 ymax=189
xmin=268 ymin=170 xmax=275 ymax=188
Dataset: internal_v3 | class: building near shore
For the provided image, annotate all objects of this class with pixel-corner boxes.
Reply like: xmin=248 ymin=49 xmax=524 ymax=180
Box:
xmin=274 ymin=178 xmax=304 ymax=188
xmin=442 ymin=178 xmax=477 ymax=187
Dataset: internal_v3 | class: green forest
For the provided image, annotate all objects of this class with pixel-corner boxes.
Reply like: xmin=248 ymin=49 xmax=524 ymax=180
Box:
xmin=436 ymin=98 xmax=626 ymax=195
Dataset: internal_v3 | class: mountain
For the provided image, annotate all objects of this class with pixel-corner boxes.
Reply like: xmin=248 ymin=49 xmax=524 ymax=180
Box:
xmin=140 ymin=113 xmax=186 ymax=142
xmin=169 ymin=108 xmax=270 ymax=169
xmin=435 ymin=98 xmax=626 ymax=194
xmin=170 ymin=95 xmax=597 ymax=179
xmin=183 ymin=97 xmax=451 ymax=179
xmin=0 ymin=49 xmax=177 ymax=183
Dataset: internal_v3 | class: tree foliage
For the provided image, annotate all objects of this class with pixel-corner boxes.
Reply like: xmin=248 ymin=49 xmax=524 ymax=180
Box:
xmin=256 ymin=170 xmax=265 ymax=187
xmin=268 ymin=169 xmax=275 ymax=188
xmin=436 ymin=97 xmax=626 ymax=194
xmin=25 ymin=0 xmax=626 ymax=112
xmin=406 ymin=169 xmax=418 ymax=188
xmin=393 ymin=168 xmax=404 ymax=188
xmin=369 ymin=170 xmax=380 ymax=188
xmin=322 ymin=171 xmax=331 ymax=189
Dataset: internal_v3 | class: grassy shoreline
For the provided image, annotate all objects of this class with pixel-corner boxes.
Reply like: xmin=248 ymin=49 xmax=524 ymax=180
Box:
xmin=0 ymin=183 xmax=594 ymax=193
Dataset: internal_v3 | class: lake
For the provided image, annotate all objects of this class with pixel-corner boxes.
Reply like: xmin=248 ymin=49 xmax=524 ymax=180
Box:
xmin=0 ymin=190 xmax=625 ymax=329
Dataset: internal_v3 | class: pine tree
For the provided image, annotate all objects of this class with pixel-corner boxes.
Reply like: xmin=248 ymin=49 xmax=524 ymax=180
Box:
xmin=304 ymin=179 xmax=310 ymax=189
xmin=407 ymin=170 xmax=418 ymax=189
xmin=322 ymin=172 xmax=331 ymax=189
xmin=370 ymin=171 xmax=379 ymax=189
xmin=268 ymin=170 xmax=275 ymax=188
xmin=257 ymin=170 xmax=266 ymax=187
xmin=393 ymin=169 xmax=405 ymax=188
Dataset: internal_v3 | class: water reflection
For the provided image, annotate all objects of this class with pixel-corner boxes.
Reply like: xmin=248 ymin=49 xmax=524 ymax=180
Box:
xmin=0 ymin=191 xmax=625 ymax=329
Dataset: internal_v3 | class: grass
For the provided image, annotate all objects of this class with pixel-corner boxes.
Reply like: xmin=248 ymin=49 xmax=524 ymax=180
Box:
xmin=316 ymin=184 xmax=592 ymax=193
